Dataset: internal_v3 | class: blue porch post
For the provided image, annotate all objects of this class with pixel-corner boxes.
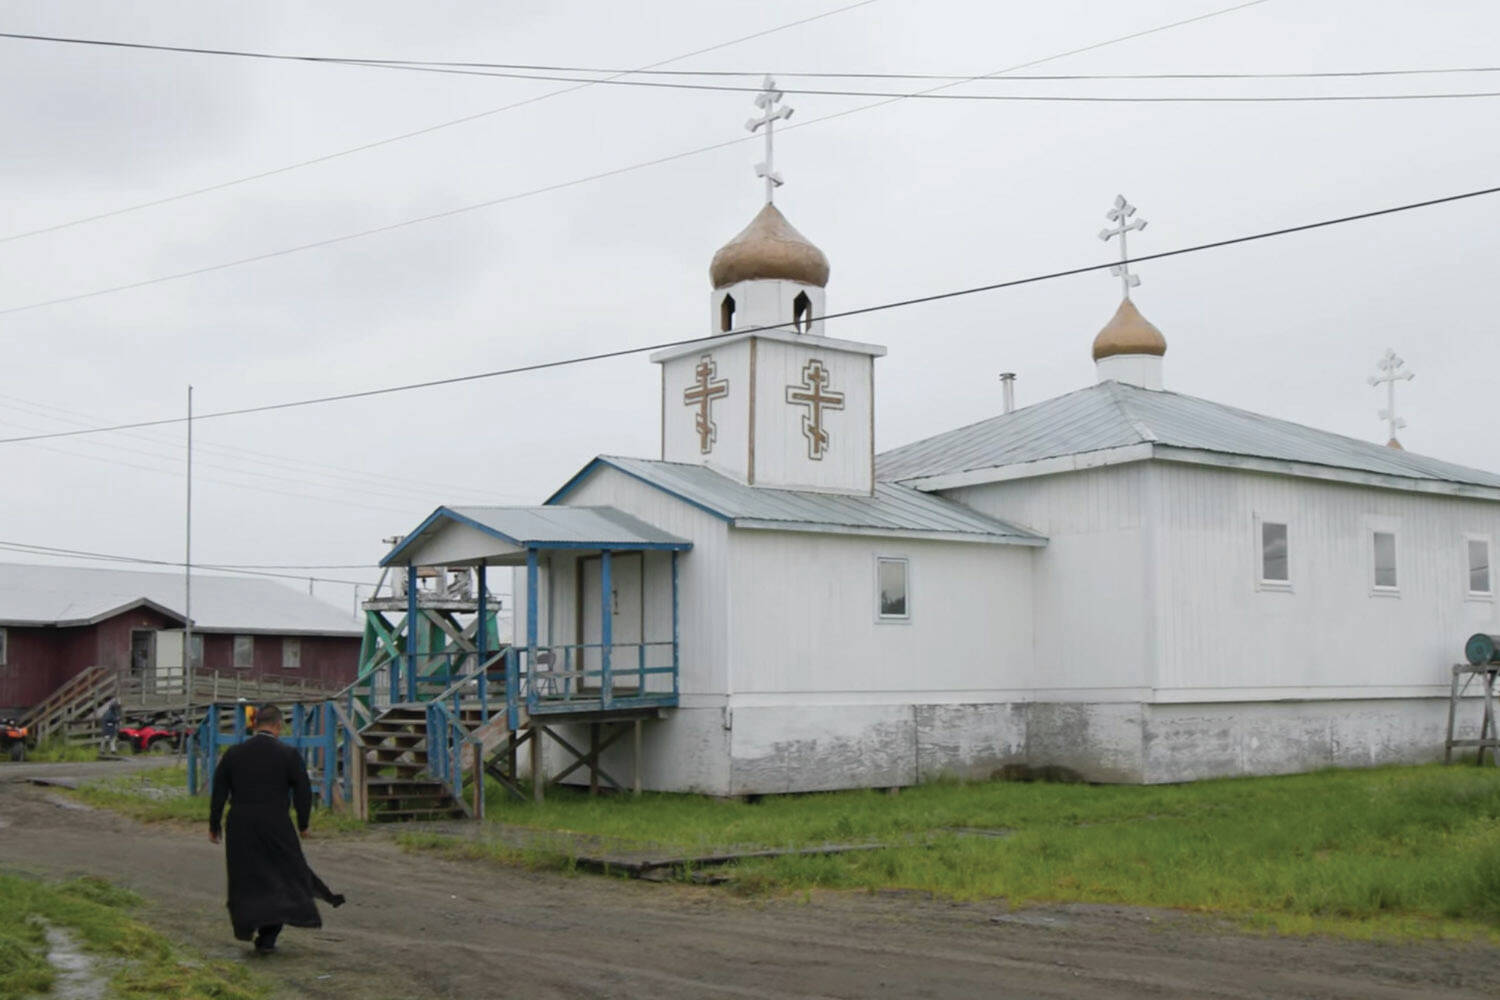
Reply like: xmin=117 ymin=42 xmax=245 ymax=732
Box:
xmin=671 ymin=551 xmax=680 ymax=699
xmin=601 ymin=549 xmax=613 ymax=708
xmin=526 ymin=548 xmax=539 ymax=712
xmin=476 ymin=564 xmax=489 ymax=721
xmin=405 ymin=565 xmax=419 ymax=703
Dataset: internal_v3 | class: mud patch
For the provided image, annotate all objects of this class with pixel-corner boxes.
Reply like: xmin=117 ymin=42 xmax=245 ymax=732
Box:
xmin=42 ymin=923 xmax=109 ymax=1000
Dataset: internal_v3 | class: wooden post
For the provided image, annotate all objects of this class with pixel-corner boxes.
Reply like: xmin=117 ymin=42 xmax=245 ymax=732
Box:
xmin=1445 ymin=664 xmax=1461 ymax=764
xmin=530 ymin=723 xmax=544 ymax=803
xmin=1482 ymin=672 xmax=1496 ymax=767
xmin=472 ymin=741 xmax=484 ymax=820
xmin=633 ymin=718 xmax=643 ymax=798
xmin=589 ymin=722 xmax=600 ymax=796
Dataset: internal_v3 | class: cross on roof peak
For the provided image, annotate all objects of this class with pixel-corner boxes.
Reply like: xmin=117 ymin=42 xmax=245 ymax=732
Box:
xmin=1098 ymin=194 xmax=1147 ymax=300
xmin=745 ymin=75 xmax=794 ymax=205
xmin=1367 ymin=348 xmax=1414 ymax=446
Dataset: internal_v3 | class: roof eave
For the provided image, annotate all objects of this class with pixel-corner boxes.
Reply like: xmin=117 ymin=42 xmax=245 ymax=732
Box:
xmin=1153 ymin=446 xmax=1500 ymax=501
xmin=730 ymin=519 xmax=1047 ymax=546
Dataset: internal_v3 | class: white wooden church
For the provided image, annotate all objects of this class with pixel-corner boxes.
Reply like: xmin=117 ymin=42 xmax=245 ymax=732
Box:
xmin=383 ymin=83 xmax=1500 ymax=792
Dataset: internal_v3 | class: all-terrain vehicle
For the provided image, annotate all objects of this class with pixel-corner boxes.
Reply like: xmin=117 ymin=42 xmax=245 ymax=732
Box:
xmin=120 ymin=715 xmax=189 ymax=755
xmin=1 ymin=717 xmax=28 ymax=761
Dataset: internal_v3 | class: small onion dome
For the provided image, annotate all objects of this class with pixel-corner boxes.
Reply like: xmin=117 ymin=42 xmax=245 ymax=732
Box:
xmin=709 ymin=203 xmax=830 ymax=289
xmin=1092 ymin=297 xmax=1167 ymax=361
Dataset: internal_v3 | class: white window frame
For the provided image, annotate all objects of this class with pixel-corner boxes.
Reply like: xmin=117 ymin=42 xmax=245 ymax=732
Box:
xmin=875 ymin=556 xmax=911 ymax=623
xmin=282 ymin=637 xmax=302 ymax=670
xmin=1254 ymin=514 xmax=1292 ymax=592
xmin=233 ymin=635 xmax=255 ymax=669
xmin=1370 ymin=529 xmax=1400 ymax=596
xmin=1466 ymin=534 xmax=1493 ymax=600
xmin=189 ymin=634 xmax=204 ymax=671
xmin=0 ymin=627 xmax=7 ymax=666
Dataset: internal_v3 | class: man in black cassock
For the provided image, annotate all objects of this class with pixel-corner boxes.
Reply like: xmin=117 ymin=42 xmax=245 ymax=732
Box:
xmin=208 ymin=703 xmax=344 ymax=953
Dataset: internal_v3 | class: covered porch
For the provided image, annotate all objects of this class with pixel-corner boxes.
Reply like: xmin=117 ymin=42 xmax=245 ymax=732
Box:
xmin=380 ymin=505 xmax=691 ymax=799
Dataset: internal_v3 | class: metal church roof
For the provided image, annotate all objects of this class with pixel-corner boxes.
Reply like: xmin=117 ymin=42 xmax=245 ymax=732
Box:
xmin=0 ymin=562 xmax=361 ymax=634
xmin=551 ymin=456 xmax=1046 ymax=545
xmin=876 ymin=380 xmax=1500 ymax=494
xmin=381 ymin=506 xmax=692 ymax=567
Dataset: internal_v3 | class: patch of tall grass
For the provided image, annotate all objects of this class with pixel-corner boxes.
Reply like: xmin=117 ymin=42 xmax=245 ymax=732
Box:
xmin=0 ymin=874 xmax=264 ymax=1000
xmin=463 ymin=764 xmax=1500 ymax=939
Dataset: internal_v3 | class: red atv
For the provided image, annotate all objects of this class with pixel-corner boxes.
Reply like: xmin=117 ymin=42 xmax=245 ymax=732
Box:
xmin=1 ymin=717 xmax=28 ymax=762
xmin=120 ymin=716 xmax=188 ymax=755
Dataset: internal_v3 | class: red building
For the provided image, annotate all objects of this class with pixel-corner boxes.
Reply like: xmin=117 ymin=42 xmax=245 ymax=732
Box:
xmin=0 ymin=563 xmax=363 ymax=714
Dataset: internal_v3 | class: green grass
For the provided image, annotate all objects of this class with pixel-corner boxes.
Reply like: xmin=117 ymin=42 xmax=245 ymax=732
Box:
xmin=410 ymin=765 xmax=1500 ymax=941
xmin=70 ymin=765 xmax=369 ymax=837
xmin=0 ymin=873 xmax=265 ymax=1000
xmin=23 ymin=738 xmax=100 ymax=763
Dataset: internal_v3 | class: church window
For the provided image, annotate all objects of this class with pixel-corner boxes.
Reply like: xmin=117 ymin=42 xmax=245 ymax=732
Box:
xmin=1469 ymin=537 xmax=1492 ymax=596
xmin=1260 ymin=521 xmax=1289 ymax=584
xmin=720 ymin=294 xmax=736 ymax=332
xmin=233 ymin=635 xmax=255 ymax=669
xmin=876 ymin=557 xmax=909 ymax=621
xmin=282 ymin=638 xmax=302 ymax=669
xmin=1372 ymin=532 xmax=1398 ymax=591
xmin=793 ymin=291 xmax=813 ymax=333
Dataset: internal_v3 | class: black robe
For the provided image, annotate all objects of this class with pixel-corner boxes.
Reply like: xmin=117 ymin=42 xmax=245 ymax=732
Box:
xmin=209 ymin=732 xmax=344 ymax=940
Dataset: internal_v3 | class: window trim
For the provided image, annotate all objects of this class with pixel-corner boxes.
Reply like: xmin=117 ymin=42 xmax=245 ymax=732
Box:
xmin=1466 ymin=533 xmax=1493 ymax=600
xmin=1370 ymin=529 xmax=1400 ymax=596
xmin=874 ymin=555 xmax=911 ymax=623
xmin=232 ymin=634 xmax=255 ymax=670
xmin=282 ymin=637 xmax=302 ymax=670
xmin=1254 ymin=514 xmax=1292 ymax=592
xmin=0 ymin=626 xmax=7 ymax=666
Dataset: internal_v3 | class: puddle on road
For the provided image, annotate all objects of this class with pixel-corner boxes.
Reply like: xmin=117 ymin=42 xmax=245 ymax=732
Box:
xmin=42 ymin=923 xmax=110 ymax=1000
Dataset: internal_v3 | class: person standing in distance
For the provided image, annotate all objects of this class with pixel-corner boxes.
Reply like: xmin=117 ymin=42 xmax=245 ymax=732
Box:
xmin=208 ymin=703 xmax=344 ymax=953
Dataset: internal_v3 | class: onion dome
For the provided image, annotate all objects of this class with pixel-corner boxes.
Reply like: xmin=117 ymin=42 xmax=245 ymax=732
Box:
xmin=710 ymin=203 xmax=829 ymax=289
xmin=1091 ymin=298 xmax=1167 ymax=361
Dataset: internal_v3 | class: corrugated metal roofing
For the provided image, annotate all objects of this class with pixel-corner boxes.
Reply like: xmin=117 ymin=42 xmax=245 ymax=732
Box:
xmin=877 ymin=381 xmax=1500 ymax=491
xmin=584 ymin=456 xmax=1045 ymax=544
xmin=443 ymin=506 xmax=691 ymax=548
xmin=0 ymin=563 xmax=362 ymax=634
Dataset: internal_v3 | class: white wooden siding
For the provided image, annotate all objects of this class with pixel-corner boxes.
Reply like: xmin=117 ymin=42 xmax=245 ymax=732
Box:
xmin=750 ymin=338 xmax=873 ymax=494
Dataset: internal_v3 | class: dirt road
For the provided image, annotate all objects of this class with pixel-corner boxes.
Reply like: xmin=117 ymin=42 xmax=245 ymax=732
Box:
xmin=3 ymin=768 xmax=1497 ymax=1000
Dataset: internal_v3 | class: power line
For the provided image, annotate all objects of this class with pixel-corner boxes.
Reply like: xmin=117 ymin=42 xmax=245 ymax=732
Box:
xmin=0 ymin=539 xmax=374 ymax=586
xmin=0 ymin=1 xmax=1272 ymax=317
xmin=0 ymin=1 xmax=878 ymax=246
xmin=17 ymin=20 xmax=1500 ymax=85
xmin=11 ymin=24 xmax=1500 ymax=103
xmin=0 ymin=180 xmax=1493 ymax=448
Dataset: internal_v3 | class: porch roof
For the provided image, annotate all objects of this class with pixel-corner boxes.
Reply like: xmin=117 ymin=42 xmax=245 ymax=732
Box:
xmin=380 ymin=505 xmax=692 ymax=568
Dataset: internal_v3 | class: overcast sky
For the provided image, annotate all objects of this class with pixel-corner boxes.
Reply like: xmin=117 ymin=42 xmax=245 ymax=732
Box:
xmin=2 ymin=0 xmax=1498 ymax=614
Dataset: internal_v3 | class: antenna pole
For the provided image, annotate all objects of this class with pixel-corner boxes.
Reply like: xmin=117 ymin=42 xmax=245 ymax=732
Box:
xmin=183 ymin=385 xmax=194 ymax=732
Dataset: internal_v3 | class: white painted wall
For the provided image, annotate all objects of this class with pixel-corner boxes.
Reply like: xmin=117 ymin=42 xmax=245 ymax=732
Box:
xmin=710 ymin=278 xmax=825 ymax=336
xmin=660 ymin=339 xmax=752 ymax=480
xmin=943 ymin=463 xmax=1152 ymax=699
xmin=1146 ymin=461 xmax=1500 ymax=699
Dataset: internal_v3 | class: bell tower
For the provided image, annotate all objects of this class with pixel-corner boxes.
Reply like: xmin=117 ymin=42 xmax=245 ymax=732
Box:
xmin=653 ymin=77 xmax=883 ymax=495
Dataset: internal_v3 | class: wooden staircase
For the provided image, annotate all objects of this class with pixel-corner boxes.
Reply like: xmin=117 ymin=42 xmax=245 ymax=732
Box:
xmin=361 ymin=705 xmax=480 ymax=822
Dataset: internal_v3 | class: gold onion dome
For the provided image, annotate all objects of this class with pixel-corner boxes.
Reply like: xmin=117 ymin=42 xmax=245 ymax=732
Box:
xmin=710 ymin=203 xmax=830 ymax=289
xmin=1092 ymin=297 xmax=1167 ymax=361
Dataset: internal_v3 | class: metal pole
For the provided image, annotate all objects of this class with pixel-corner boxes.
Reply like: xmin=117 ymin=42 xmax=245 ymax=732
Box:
xmin=184 ymin=386 xmax=194 ymax=738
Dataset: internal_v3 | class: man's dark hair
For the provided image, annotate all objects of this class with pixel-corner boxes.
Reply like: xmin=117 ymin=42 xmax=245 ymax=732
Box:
xmin=256 ymin=704 xmax=284 ymax=727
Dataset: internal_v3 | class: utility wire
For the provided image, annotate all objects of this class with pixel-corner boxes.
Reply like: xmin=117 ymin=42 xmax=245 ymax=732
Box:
xmin=0 ymin=539 xmax=374 ymax=586
xmin=0 ymin=1 xmax=1270 ymax=315
xmin=0 ymin=1 xmax=877 ymax=246
xmin=0 ymin=180 xmax=1492 ymax=449
xmin=17 ymin=23 xmax=1500 ymax=83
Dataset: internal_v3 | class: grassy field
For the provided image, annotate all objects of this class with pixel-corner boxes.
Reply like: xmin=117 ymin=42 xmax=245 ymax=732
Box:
xmin=71 ymin=765 xmax=367 ymax=836
xmin=412 ymin=764 xmax=1500 ymax=941
xmin=23 ymin=738 xmax=101 ymax=764
xmin=0 ymin=873 xmax=264 ymax=1000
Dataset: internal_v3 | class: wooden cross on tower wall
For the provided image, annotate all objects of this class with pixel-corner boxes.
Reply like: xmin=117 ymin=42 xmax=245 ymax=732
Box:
xmin=683 ymin=355 xmax=729 ymax=454
xmin=786 ymin=358 xmax=844 ymax=460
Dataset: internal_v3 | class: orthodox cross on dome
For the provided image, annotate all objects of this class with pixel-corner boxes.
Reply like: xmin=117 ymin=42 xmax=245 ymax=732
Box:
xmin=1098 ymin=194 xmax=1148 ymax=300
xmin=786 ymin=358 xmax=844 ymax=460
xmin=684 ymin=355 xmax=730 ymax=454
xmin=1368 ymin=348 xmax=1415 ymax=446
xmin=746 ymin=75 xmax=794 ymax=204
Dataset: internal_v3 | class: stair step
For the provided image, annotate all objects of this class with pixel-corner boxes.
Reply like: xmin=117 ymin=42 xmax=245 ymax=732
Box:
xmin=371 ymin=808 xmax=468 ymax=822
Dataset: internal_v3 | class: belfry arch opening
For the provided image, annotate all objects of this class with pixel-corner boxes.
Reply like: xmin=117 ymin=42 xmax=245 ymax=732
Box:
xmin=793 ymin=291 xmax=812 ymax=333
xmin=720 ymin=294 xmax=736 ymax=332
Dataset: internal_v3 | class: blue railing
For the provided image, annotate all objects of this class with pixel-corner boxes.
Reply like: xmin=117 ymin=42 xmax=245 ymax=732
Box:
xmin=187 ymin=700 xmax=365 ymax=818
